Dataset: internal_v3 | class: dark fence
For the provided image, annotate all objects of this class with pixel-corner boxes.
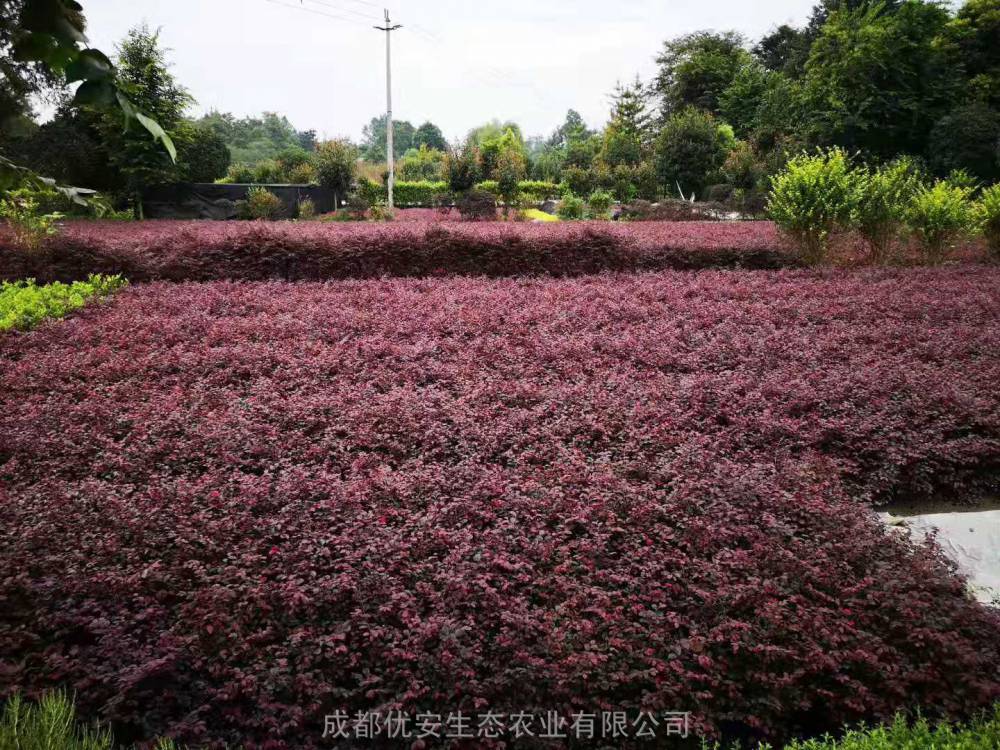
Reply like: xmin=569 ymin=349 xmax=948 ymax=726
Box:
xmin=142 ymin=183 xmax=339 ymax=220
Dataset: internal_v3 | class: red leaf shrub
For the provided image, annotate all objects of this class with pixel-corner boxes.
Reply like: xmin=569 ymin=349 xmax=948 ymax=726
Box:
xmin=0 ymin=220 xmax=794 ymax=283
xmin=1 ymin=267 xmax=999 ymax=748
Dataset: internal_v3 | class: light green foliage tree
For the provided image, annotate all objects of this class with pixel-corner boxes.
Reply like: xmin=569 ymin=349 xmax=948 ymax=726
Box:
xmin=194 ymin=111 xmax=312 ymax=165
xmin=804 ymin=1 xmax=959 ymax=159
xmin=654 ymin=30 xmax=751 ymax=116
xmin=314 ymin=139 xmax=357 ymax=194
xmin=397 ymin=144 xmax=445 ymax=181
xmin=495 ymin=145 xmax=526 ymax=216
xmin=766 ymin=147 xmax=860 ymax=264
xmin=852 ymin=156 xmax=924 ymax=262
xmin=974 ymin=183 xmax=1000 ymax=258
xmin=587 ymin=189 xmax=614 ymax=219
xmin=907 ymin=179 xmax=975 ymax=263
xmin=654 ymin=107 xmax=732 ymax=199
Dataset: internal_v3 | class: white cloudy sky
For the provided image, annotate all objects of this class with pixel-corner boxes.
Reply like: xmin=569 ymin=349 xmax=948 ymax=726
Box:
xmin=80 ymin=0 xmax=818 ymax=141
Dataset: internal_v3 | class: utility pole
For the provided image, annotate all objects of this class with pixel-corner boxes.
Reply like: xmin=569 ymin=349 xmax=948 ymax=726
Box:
xmin=375 ymin=9 xmax=402 ymax=209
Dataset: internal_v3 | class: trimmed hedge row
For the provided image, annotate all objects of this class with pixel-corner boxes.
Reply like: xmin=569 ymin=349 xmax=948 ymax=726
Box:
xmin=0 ymin=220 xmax=794 ymax=283
xmin=360 ymin=179 xmax=560 ymax=206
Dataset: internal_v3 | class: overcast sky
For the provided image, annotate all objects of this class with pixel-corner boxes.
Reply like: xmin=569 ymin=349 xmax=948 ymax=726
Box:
xmin=80 ymin=0 xmax=818 ymax=142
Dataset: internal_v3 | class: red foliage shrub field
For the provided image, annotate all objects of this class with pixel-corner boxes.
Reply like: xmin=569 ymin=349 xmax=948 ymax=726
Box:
xmin=2 ymin=266 xmax=999 ymax=748
xmin=0 ymin=219 xmax=795 ymax=283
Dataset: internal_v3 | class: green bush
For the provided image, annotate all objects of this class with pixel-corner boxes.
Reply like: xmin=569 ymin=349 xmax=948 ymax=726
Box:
xmin=973 ymin=183 xmax=1000 ymax=258
xmin=0 ymin=190 xmax=62 ymax=250
xmin=852 ymin=157 xmax=923 ymax=262
xmin=766 ymin=147 xmax=860 ymax=264
xmin=907 ymin=180 xmax=975 ymax=263
xmin=244 ymin=186 xmax=283 ymax=220
xmin=771 ymin=705 xmax=1000 ymax=750
xmin=587 ymin=189 xmax=614 ymax=218
xmin=1 ymin=275 xmax=126 ymax=332
xmin=296 ymin=198 xmax=316 ymax=220
xmin=557 ymin=194 xmax=586 ymax=220
xmin=369 ymin=200 xmax=394 ymax=222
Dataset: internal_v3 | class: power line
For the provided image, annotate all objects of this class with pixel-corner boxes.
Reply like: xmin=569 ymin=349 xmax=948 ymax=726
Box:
xmin=263 ymin=0 xmax=372 ymax=28
xmin=302 ymin=0 xmax=383 ymax=22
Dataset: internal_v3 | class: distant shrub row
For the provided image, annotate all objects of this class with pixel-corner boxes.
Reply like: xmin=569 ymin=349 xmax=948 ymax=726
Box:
xmin=767 ymin=149 xmax=1000 ymax=264
xmin=354 ymin=179 xmax=560 ymax=207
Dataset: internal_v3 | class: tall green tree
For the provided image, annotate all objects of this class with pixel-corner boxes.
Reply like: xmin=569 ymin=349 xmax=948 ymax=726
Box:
xmin=413 ymin=121 xmax=447 ymax=151
xmin=654 ymin=107 xmax=732 ymax=198
xmin=804 ymin=0 xmax=960 ymax=159
xmin=654 ymin=31 xmax=750 ymax=116
xmin=599 ymin=78 xmax=653 ymax=168
xmin=948 ymin=0 xmax=1000 ymax=107
xmin=97 ymin=24 xmax=191 ymax=213
xmin=361 ymin=115 xmax=415 ymax=162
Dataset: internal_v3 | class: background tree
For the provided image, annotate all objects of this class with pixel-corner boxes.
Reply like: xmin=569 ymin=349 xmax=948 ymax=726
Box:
xmin=360 ymin=115 xmax=415 ymax=161
xmin=96 ymin=24 xmax=191 ymax=214
xmin=397 ymin=144 xmax=445 ymax=181
xmin=444 ymin=138 xmax=481 ymax=194
xmin=175 ymin=123 xmax=231 ymax=183
xmin=928 ymin=102 xmax=1000 ymax=181
xmin=413 ymin=121 xmax=447 ymax=151
xmin=598 ymin=78 xmax=653 ymax=168
xmin=654 ymin=107 xmax=732 ymax=198
xmin=314 ymin=138 xmax=357 ymax=195
xmin=948 ymin=0 xmax=1000 ymax=107
xmin=804 ymin=1 xmax=959 ymax=159
xmin=654 ymin=31 xmax=750 ymax=116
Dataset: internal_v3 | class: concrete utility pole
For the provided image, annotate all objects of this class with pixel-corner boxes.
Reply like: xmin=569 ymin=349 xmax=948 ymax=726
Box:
xmin=375 ymin=9 xmax=402 ymax=209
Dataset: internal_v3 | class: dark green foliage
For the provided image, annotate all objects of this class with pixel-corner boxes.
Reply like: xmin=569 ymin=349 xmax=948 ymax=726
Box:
xmin=654 ymin=108 xmax=731 ymax=198
xmin=949 ymin=0 xmax=1000 ymax=107
xmin=444 ymin=139 xmax=481 ymax=194
xmin=360 ymin=115 xmax=416 ymax=162
xmin=175 ymin=123 xmax=230 ymax=183
xmin=413 ymin=121 xmax=447 ymax=151
xmin=313 ymin=139 xmax=358 ymax=195
xmin=928 ymin=103 xmax=1000 ymax=182
xmin=654 ymin=30 xmax=751 ymax=116
xmin=804 ymin=1 xmax=960 ymax=159
xmin=194 ymin=111 xmax=315 ymax=166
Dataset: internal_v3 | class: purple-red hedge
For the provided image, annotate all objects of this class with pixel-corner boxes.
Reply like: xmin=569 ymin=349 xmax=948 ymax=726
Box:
xmin=0 ymin=220 xmax=795 ymax=283
xmin=1 ymin=267 xmax=1000 ymax=748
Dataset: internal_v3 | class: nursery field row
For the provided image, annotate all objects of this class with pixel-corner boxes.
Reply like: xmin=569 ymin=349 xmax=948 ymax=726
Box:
xmin=1 ymin=266 xmax=999 ymax=748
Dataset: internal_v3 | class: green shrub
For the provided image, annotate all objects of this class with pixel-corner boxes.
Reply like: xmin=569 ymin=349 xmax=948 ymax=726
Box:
xmin=852 ymin=157 xmax=923 ymax=263
xmin=369 ymin=200 xmax=394 ymax=222
xmin=973 ymin=183 xmax=1000 ymax=258
xmin=0 ymin=275 xmax=126 ymax=332
xmin=944 ymin=168 xmax=980 ymax=193
xmin=243 ymin=186 xmax=283 ymax=220
xmin=455 ymin=189 xmax=497 ymax=221
xmin=296 ymin=198 xmax=316 ymax=220
xmin=772 ymin=705 xmax=1000 ymax=750
xmin=286 ymin=162 xmax=317 ymax=185
xmin=587 ymin=189 xmax=614 ymax=219
xmin=557 ymin=194 xmax=586 ymax=220
xmin=767 ymin=147 xmax=860 ymax=264
xmin=907 ymin=180 xmax=974 ymax=263
xmin=0 ymin=191 xmax=62 ymax=250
